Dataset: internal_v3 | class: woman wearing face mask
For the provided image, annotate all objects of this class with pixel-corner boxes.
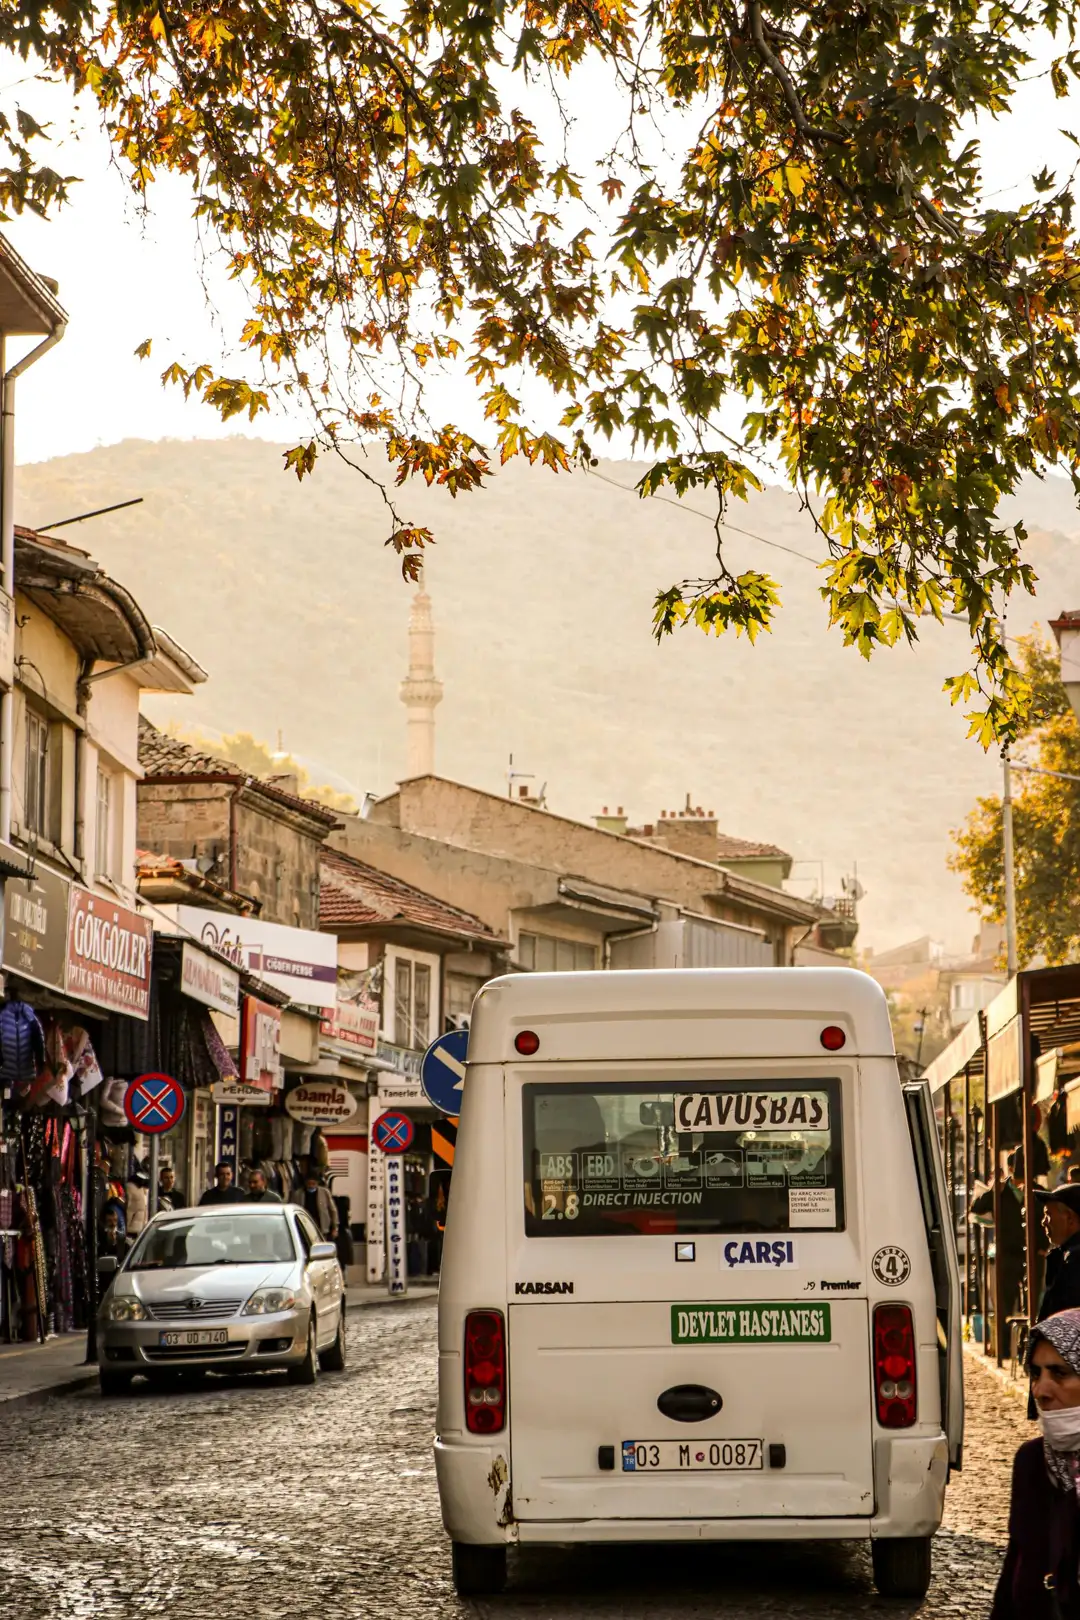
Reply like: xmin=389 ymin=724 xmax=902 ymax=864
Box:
xmin=992 ymin=1309 xmax=1080 ymax=1617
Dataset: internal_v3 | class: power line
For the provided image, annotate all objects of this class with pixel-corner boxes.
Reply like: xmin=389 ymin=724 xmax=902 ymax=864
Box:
xmin=585 ymin=466 xmax=819 ymax=566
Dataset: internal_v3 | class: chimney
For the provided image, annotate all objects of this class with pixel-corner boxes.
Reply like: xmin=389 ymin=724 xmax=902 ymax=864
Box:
xmin=594 ymin=805 xmax=628 ymax=835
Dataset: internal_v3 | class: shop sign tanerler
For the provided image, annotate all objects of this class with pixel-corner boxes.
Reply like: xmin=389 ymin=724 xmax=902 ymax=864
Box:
xmin=2 ymin=866 xmax=70 ymax=991
xmin=175 ymin=906 xmax=337 ymax=1010
xmin=67 ymin=887 xmax=153 ymax=1021
xmin=181 ymin=941 xmax=240 ymax=1016
xmin=285 ymin=1082 xmax=360 ymax=1125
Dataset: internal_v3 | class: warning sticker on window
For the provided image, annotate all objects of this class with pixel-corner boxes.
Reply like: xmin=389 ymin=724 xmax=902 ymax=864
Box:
xmin=788 ymin=1187 xmax=837 ymax=1228
xmin=674 ymin=1091 xmax=830 ymax=1132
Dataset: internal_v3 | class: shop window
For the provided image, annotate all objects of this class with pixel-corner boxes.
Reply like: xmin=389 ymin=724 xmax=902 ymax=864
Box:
xmin=446 ymin=972 xmax=485 ymax=1031
xmin=518 ymin=931 xmax=598 ymax=973
xmin=393 ymin=955 xmax=433 ymax=1049
xmin=24 ymin=707 xmax=49 ymax=838
xmin=95 ymin=766 xmax=114 ymax=878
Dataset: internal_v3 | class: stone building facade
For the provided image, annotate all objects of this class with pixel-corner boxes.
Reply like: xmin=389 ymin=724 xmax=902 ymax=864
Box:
xmin=137 ymin=719 xmax=339 ymax=928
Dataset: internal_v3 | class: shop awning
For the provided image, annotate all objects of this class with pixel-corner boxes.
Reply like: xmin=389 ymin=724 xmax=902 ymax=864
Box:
xmin=925 ymin=1011 xmax=985 ymax=1095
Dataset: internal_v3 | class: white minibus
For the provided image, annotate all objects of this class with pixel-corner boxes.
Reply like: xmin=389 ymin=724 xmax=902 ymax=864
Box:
xmin=434 ymin=968 xmax=962 ymax=1600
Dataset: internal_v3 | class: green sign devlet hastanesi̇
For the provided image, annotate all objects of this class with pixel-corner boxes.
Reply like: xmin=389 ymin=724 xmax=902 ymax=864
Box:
xmin=671 ymin=1303 xmax=832 ymax=1345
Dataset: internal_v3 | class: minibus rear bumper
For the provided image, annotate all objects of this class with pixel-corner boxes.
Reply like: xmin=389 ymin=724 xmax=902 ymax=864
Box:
xmin=435 ymin=1433 xmax=948 ymax=1546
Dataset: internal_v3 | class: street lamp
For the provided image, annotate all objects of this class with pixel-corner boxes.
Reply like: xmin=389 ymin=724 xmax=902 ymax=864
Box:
xmin=1051 ymin=612 xmax=1080 ymax=724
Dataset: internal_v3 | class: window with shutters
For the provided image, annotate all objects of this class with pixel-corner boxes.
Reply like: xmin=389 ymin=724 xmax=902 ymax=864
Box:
xmin=24 ymin=708 xmax=49 ymax=838
xmin=95 ymin=767 xmax=114 ymax=878
xmin=518 ymin=931 xmax=598 ymax=972
xmin=388 ymin=949 xmax=439 ymax=1049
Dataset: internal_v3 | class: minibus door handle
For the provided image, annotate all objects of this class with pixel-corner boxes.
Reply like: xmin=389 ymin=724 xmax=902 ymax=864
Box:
xmin=656 ymin=1384 xmax=723 ymax=1422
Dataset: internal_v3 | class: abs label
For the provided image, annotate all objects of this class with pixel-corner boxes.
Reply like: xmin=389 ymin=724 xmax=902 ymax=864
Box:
xmin=723 ymin=1239 xmax=798 ymax=1269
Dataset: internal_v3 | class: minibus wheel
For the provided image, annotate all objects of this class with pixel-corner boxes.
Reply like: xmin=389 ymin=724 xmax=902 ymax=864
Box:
xmin=451 ymin=1542 xmax=507 ymax=1595
xmin=871 ymin=1535 xmax=932 ymax=1599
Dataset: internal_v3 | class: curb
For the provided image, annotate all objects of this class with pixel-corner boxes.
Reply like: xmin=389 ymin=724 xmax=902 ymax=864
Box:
xmin=963 ymin=1340 xmax=1028 ymax=1404
xmin=0 ymin=1367 xmax=100 ymax=1411
xmin=0 ymin=1291 xmax=439 ymax=1409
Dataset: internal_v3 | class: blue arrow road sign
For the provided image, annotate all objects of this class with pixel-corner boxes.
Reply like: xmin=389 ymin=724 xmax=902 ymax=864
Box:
xmin=421 ymin=1028 xmax=469 ymax=1116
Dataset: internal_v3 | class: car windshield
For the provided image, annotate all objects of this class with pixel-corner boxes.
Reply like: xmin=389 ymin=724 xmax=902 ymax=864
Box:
xmin=128 ymin=1213 xmax=296 ymax=1269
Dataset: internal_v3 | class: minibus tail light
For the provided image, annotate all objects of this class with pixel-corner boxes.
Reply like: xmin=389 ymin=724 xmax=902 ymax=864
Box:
xmin=873 ymin=1304 xmax=917 ymax=1428
xmin=464 ymin=1310 xmax=506 ymax=1434
xmin=515 ymin=1030 xmax=540 ymax=1055
xmin=820 ymin=1025 xmax=846 ymax=1051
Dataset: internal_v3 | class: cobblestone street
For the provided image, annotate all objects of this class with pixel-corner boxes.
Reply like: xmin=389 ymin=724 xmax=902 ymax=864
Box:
xmin=0 ymin=1301 xmax=1027 ymax=1619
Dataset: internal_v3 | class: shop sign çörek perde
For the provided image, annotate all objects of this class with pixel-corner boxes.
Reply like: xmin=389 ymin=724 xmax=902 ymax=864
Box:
xmin=285 ymin=1082 xmax=359 ymax=1126
xmin=66 ymin=887 xmax=153 ymax=1020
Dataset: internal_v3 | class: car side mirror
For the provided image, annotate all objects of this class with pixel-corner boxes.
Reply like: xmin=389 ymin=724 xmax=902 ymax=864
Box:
xmin=309 ymin=1242 xmax=337 ymax=1262
xmin=97 ymin=1255 xmax=118 ymax=1277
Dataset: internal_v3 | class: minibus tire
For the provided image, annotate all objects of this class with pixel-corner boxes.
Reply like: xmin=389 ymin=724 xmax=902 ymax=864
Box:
xmin=451 ymin=1542 xmax=506 ymax=1595
xmin=871 ymin=1535 xmax=932 ymax=1599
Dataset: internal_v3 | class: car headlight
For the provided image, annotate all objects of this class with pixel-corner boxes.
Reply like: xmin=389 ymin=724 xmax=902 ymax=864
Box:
xmin=243 ymin=1288 xmax=297 ymax=1315
xmin=106 ymin=1297 xmax=147 ymax=1322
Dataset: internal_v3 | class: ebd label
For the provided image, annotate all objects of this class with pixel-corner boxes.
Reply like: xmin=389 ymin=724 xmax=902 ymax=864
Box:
xmin=672 ymin=1302 xmax=832 ymax=1345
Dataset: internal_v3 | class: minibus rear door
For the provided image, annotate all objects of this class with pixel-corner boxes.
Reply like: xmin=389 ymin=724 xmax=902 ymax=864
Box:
xmin=903 ymin=1081 xmax=964 ymax=1470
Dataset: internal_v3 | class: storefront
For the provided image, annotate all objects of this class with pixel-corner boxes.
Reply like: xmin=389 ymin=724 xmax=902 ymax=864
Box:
xmin=927 ymin=962 xmax=1080 ymax=1363
xmin=0 ymin=868 xmax=154 ymax=1342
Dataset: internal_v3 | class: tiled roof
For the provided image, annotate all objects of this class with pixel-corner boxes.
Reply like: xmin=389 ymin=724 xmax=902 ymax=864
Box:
xmin=320 ymin=848 xmax=501 ymax=944
xmin=713 ymin=833 xmax=790 ymax=860
xmin=138 ymin=717 xmax=339 ymax=828
xmin=135 ymin=849 xmax=259 ymax=914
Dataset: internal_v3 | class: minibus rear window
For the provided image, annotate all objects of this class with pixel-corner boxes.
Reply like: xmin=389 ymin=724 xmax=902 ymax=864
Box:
xmin=522 ymin=1079 xmax=845 ymax=1237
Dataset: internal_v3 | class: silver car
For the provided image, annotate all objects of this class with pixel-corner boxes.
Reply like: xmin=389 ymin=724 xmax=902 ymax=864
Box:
xmin=97 ymin=1203 xmax=346 ymax=1395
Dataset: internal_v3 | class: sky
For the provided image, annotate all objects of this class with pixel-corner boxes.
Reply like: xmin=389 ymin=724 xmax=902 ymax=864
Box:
xmin=0 ymin=27 xmax=1077 ymax=467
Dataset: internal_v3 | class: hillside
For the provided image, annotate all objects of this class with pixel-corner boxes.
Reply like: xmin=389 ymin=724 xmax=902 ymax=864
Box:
xmin=14 ymin=437 xmax=1080 ymax=951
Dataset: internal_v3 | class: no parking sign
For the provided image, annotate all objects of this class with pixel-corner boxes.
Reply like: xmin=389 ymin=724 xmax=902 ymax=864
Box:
xmin=123 ymin=1074 xmax=185 ymax=1134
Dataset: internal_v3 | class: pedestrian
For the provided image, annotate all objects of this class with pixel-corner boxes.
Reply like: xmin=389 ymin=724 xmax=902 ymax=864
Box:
xmin=299 ymin=1169 xmax=338 ymax=1240
xmin=99 ymin=1203 xmax=131 ymax=1263
xmin=158 ymin=1164 xmax=186 ymax=1211
xmin=971 ymin=1149 xmax=1027 ymax=1321
xmin=199 ymin=1162 xmax=243 ymax=1206
xmin=1036 ymin=1184 xmax=1080 ymax=1322
xmin=1068 ymin=1167 xmax=1080 ymax=1186
xmin=406 ymin=1193 xmax=428 ymax=1278
xmin=992 ymin=1308 xmax=1080 ymax=1617
xmin=245 ymin=1167 xmax=281 ymax=1204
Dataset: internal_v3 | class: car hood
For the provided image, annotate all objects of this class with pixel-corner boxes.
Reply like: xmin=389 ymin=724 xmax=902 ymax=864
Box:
xmin=117 ymin=1262 xmax=297 ymax=1304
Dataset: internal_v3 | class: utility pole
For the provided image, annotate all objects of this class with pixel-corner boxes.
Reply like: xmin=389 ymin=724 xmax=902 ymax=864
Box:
xmin=1003 ymin=753 xmax=1018 ymax=977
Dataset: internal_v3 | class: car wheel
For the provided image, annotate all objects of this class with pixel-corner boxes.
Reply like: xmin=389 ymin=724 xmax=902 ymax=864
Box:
xmin=287 ymin=1314 xmax=320 ymax=1386
xmin=98 ymin=1370 xmax=132 ymax=1397
xmin=451 ymin=1542 xmax=506 ymax=1596
xmin=871 ymin=1535 xmax=932 ymax=1600
xmin=320 ymin=1307 xmax=346 ymax=1372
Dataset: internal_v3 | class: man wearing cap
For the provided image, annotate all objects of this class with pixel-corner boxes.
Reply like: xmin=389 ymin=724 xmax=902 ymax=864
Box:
xmin=1035 ymin=1182 xmax=1080 ymax=1322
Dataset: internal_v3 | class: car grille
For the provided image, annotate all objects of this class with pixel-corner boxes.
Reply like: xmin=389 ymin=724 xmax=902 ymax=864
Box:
xmin=145 ymin=1298 xmax=243 ymax=1322
xmin=144 ymin=1343 xmax=247 ymax=1360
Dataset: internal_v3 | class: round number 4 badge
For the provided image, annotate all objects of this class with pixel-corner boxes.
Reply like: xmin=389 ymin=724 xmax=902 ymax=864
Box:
xmin=872 ymin=1245 xmax=911 ymax=1288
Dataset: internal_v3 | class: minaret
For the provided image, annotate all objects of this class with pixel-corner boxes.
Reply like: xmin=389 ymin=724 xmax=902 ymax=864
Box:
xmin=399 ymin=569 xmax=443 ymax=778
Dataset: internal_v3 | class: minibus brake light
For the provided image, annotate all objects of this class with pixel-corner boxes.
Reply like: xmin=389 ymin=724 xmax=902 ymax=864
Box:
xmin=515 ymin=1030 xmax=540 ymax=1055
xmin=820 ymin=1025 xmax=846 ymax=1050
xmin=464 ymin=1310 xmax=506 ymax=1434
xmin=873 ymin=1304 xmax=917 ymax=1428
